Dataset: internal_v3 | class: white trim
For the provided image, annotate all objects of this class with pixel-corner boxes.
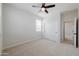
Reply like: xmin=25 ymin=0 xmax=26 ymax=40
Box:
xmin=3 ymin=39 xmax=39 ymax=50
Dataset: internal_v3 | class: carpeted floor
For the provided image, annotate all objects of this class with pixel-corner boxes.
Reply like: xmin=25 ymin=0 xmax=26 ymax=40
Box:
xmin=2 ymin=39 xmax=79 ymax=56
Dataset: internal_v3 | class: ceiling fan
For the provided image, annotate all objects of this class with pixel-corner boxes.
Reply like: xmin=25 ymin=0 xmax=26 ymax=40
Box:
xmin=32 ymin=3 xmax=55 ymax=13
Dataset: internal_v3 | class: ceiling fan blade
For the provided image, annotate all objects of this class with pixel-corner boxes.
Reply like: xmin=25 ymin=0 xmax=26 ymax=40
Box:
xmin=42 ymin=3 xmax=45 ymax=7
xmin=45 ymin=10 xmax=48 ymax=13
xmin=45 ymin=4 xmax=55 ymax=8
xmin=32 ymin=5 xmax=40 ymax=8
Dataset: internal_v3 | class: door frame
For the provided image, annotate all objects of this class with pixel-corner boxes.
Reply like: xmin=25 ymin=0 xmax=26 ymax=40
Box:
xmin=60 ymin=12 xmax=78 ymax=48
xmin=76 ymin=18 xmax=78 ymax=48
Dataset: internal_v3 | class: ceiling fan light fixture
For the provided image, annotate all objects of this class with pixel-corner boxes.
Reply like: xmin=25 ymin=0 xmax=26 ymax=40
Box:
xmin=41 ymin=7 xmax=45 ymax=11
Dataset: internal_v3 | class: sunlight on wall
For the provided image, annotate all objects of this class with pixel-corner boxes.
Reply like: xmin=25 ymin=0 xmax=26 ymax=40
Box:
xmin=36 ymin=19 xmax=42 ymax=32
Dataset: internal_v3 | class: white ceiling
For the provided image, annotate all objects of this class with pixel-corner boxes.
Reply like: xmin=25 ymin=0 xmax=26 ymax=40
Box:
xmin=6 ymin=3 xmax=79 ymax=17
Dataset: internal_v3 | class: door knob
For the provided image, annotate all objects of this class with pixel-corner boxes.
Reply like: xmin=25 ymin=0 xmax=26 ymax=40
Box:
xmin=73 ymin=33 xmax=76 ymax=35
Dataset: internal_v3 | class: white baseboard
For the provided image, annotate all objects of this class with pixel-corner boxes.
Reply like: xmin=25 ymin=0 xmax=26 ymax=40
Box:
xmin=3 ymin=39 xmax=39 ymax=50
xmin=3 ymin=38 xmax=60 ymax=50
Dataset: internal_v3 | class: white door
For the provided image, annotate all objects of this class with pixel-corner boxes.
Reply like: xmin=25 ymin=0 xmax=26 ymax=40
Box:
xmin=73 ymin=18 xmax=78 ymax=48
xmin=65 ymin=22 xmax=74 ymax=41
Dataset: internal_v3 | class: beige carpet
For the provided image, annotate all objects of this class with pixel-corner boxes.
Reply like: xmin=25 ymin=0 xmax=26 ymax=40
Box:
xmin=63 ymin=38 xmax=74 ymax=45
xmin=2 ymin=39 xmax=79 ymax=56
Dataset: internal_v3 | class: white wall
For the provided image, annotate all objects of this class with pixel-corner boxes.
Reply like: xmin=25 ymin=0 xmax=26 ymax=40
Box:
xmin=2 ymin=4 xmax=42 ymax=49
xmin=60 ymin=13 xmax=65 ymax=42
xmin=43 ymin=11 xmax=60 ymax=43
xmin=0 ymin=3 xmax=2 ymax=55
xmin=63 ymin=9 xmax=78 ymax=22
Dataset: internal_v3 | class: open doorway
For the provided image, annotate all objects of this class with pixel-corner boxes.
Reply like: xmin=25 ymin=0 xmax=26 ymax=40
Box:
xmin=64 ymin=21 xmax=74 ymax=45
xmin=61 ymin=9 xmax=78 ymax=46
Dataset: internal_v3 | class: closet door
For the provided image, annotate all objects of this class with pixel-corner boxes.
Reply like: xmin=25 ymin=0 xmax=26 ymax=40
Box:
xmin=44 ymin=12 xmax=60 ymax=43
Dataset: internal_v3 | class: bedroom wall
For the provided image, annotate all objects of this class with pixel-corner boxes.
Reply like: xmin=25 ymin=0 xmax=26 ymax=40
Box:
xmin=0 ymin=3 xmax=2 ymax=55
xmin=2 ymin=4 xmax=42 ymax=49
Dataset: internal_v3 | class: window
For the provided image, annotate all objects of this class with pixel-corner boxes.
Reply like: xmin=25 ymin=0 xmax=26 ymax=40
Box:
xmin=36 ymin=19 xmax=41 ymax=32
